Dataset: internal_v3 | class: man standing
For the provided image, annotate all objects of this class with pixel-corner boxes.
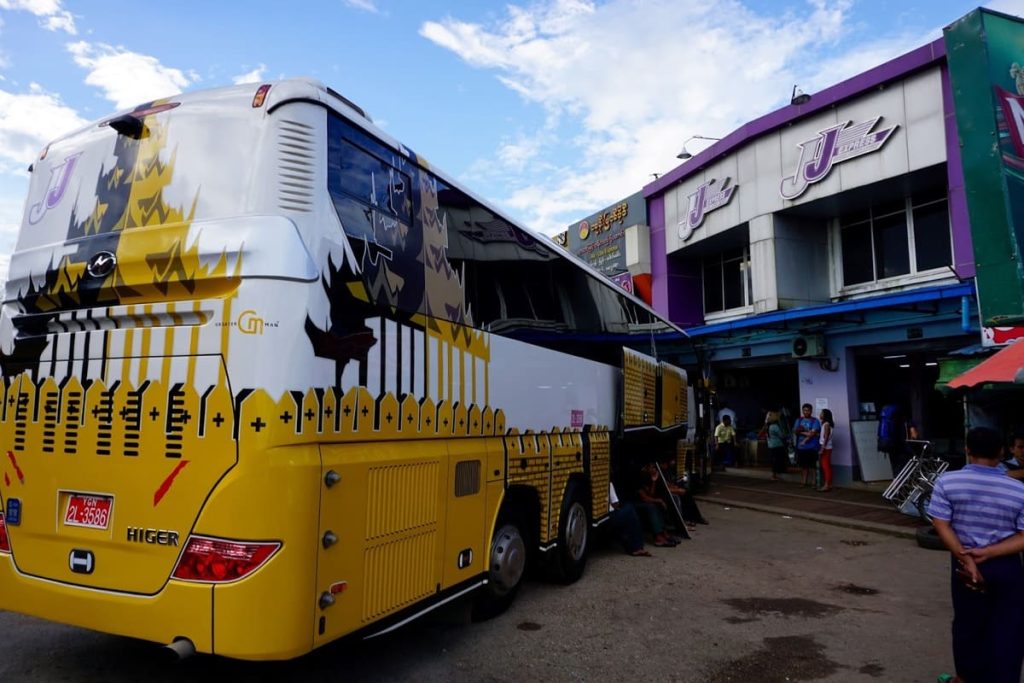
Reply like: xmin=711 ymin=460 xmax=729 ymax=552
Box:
xmin=792 ymin=403 xmax=820 ymax=488
xmin=713 ymin=414 xmax=737 ymax=468
xmin=928 ymin=427 xmax=1024 ymax=683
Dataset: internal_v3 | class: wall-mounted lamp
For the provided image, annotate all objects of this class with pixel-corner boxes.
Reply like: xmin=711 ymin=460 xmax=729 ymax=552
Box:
xmin=676 ymin=135 xmax=722 ymax=160
xmin=790 ymin=84 xmax=811 ymax=106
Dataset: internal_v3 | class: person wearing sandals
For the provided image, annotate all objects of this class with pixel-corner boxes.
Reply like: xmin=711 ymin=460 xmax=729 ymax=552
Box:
xmin=792 ymin=403 xmax=820 ymax=487
xmin=818 ymin=409 xmax=834 ymax=492
xmin=765 ymin=411 xmax=788 ymax=481
xmin=607 ymin=483 xmax=652 ymax=557
xmin=636 ymin=464 xmax=680 ymax=547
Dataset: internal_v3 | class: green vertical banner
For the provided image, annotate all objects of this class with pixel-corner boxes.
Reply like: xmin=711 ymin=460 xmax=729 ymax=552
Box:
xmin=945 ymin=9 xmax=1024 ymax=325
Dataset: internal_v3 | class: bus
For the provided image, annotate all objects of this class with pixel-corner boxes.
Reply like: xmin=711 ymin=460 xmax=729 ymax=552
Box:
xmin=0 ymin=78 xmax=687 ymax=660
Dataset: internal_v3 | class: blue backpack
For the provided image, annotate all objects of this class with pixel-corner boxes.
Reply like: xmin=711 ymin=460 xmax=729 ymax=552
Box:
xmin=877 ymin=405 xmax=905 ymax=453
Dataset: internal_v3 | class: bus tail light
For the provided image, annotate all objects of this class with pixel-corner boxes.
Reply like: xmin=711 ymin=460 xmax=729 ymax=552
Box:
xmin=0 ymin=511 xmax=9 ymax=553
xmin=252 ymin=84 xmax=271 ymax=108
xmin=171 ymin=535 xmax=280 ymax=583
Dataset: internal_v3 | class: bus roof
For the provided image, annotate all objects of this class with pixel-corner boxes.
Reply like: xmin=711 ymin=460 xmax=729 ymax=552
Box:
xmin=32 ymin=76 xmax=685 ymax=338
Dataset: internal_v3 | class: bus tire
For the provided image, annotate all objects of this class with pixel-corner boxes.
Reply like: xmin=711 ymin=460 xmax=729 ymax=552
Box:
xmin=549 ymin=481 xmax=590 ymax=584
xmin=472 ymin=511 xmax=528 ymax=621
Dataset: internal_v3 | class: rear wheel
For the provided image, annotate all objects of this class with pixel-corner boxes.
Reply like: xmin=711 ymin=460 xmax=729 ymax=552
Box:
xmin=473 ymin=514 xmax=528 ymax=621
xmin=916 ymin=525 xmax=945 ymax=551
xmin=549 ymin=481 xmax=590 ymax=584
xmin=914 ymin=491 xmax=932 ymax=523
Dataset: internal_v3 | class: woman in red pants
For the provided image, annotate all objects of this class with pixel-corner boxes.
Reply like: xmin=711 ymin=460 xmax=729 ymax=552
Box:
xmin=818 ymin=408 xmax=835 ymax=492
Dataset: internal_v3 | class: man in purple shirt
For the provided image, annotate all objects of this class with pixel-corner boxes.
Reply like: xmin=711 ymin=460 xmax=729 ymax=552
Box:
xmin=928 ymin=427 xmax=1024 ymax=683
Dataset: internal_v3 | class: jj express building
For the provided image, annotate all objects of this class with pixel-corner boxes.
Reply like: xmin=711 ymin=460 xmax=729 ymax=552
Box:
xmin=643 ymin=18 xmax=1017 ymax=484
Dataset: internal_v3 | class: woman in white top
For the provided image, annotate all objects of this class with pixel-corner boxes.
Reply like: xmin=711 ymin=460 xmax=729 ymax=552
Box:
xmin=818 ymin=409 xmax=834 ymax=492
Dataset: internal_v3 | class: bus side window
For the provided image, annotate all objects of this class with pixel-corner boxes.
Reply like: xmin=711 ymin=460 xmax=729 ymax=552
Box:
xmin=329 ymin=132 xmax=412 ymax=227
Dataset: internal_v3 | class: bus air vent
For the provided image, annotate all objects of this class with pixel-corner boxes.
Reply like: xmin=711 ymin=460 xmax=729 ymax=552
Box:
xmin=277 ymin=119 xmax=316 ymax=213
xmin=454 ymin=460 xmax=481 ymax=497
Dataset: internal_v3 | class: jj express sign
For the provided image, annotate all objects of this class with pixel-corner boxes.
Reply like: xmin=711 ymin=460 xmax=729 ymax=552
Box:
xmin=678 ymin=177 xmax=737 ymax=242
xmin=779 ymin=117 xmax=898 ymax=199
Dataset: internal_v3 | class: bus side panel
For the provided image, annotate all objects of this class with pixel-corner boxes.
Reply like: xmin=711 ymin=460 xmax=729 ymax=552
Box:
xmin=198 ymin=444 xmax=322 ymax=661
xmin=315 ymin=440 xmax=449 ymax=646
xmin=586 ymin=430 xmax=612 ymax=522
xmin=505 ymin=432 xmax=553 ymax=543
xmin=441 ymin=438 xmax=490 ymax=588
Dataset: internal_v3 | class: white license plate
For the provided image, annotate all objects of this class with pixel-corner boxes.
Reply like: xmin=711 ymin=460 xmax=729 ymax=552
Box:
xmin=64 ymin=494 xmax=112 ymax=530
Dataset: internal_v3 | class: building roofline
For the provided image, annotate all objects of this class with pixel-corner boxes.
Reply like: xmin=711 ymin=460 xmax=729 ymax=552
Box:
xmin=643 ymin=37 xmax=946 ymax=198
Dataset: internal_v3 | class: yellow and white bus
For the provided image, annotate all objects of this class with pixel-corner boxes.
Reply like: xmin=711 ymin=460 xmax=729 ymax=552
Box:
xmin=0 ymin=79 xmax=686 ymax=660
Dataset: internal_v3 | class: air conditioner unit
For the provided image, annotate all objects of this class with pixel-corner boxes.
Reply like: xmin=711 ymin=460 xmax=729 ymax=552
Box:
xmin=792 ymin=334 xmax=826 ymax=359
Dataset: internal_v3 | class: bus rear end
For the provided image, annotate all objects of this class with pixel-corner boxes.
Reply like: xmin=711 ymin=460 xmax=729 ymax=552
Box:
xmin=0 ymin=83 xmax=328 ymax=659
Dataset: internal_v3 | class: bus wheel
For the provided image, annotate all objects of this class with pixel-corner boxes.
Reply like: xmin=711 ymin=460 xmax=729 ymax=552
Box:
xmin=472 ymin=515 xmax=527 ymax=621
xmin=550 ymin=482 xmax=590 ymax=584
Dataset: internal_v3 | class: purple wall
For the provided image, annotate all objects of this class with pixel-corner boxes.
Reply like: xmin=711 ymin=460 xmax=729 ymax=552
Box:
xmin=649 ymin=195 xmax=704 ymax=325
xmin=650 ymin=195 xmax=669 ymax=318
xmin=941 ymin=62 xmax=976 ymax=279
xmin=667 ymin=255 xmax=704 ymax=326
xmin=798 ymin=360 xmax=853 ymax=468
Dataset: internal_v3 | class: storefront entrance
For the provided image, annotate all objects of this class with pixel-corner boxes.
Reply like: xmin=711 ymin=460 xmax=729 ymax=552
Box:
xmin=712 ymin=358 xmax=799 ymax=440
xmin=854 ymin=340 xmax=973 ymax=458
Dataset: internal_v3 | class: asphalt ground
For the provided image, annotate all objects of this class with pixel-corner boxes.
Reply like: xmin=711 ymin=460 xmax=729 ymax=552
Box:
xmin=0 ymin=503 xmax=957 ymax=682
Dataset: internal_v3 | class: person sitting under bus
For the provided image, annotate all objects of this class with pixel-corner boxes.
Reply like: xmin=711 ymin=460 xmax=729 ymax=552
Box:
xmin=634 ymin=463 xmax=681 ymax=546
xmin=607 ymin=483 xmax=651 ymax=557
xmin=657 ymin=457 xmax=709 ymax=526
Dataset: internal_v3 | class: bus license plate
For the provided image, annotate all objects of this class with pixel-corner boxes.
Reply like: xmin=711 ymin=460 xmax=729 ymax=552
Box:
xmin=64 ymin=494 xmax=112 ymax=530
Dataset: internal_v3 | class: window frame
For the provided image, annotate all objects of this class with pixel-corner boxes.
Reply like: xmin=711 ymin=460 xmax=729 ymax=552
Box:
xmin=830 ymin=193 xmax=954 ymax=297
xmin=701 ymin=246 xmax=754 ymax=319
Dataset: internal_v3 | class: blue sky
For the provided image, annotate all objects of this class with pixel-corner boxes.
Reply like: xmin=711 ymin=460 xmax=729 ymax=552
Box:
xmin=0 ymin=0 xmax=1021 ymax=282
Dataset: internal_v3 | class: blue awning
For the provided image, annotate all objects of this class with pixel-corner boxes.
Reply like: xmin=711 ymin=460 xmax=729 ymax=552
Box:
xmin=685 ymin=282 xmax=974 ymax=338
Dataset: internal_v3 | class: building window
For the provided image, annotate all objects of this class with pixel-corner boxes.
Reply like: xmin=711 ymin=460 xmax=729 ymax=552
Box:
xmin=703 ymin=247 xmax=752 ymax=314
xmin=838 ymin=190 xmax=951 ymax=288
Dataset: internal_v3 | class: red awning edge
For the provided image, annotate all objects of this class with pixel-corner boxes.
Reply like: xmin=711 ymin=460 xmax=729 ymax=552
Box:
xmin=947 ymin=341 xmax=1024 ymax=389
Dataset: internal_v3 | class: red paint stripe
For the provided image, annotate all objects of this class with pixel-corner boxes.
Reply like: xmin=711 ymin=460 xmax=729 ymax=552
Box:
xmin=153 ymin=460 xmax=189 ymax=507
xmin=7 ymin=451 xmax=24 ymax=484
xmin=3 ymin=473 xmax=9 ymax=487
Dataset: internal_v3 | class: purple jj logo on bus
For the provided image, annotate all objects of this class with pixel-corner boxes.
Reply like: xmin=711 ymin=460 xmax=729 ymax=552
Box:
xmin=779 ymin=117 xmax=898 ymax=200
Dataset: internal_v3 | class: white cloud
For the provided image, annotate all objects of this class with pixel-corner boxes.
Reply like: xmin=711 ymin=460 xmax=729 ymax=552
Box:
xmin=66 ymin=42 xmax=193 ymax=110
xmin=343 ymin=0 xmax=379 ymax=13
xmin=0 ymin=0 xmax=76 ymax=34
xmin=421 ymin=0 xmax=869 ymax=234
xmin=0 ymin=82 xmax=83 ymax=272
xmin=986 ymin=0 xmax=1024 ymax=16
xmin=232 ymin=64 xmax=267 ymax=85
xmin=0 ymin=83 xmax=85 ymax=167
xmin=0 ymin=191 xmax=23 ymax=282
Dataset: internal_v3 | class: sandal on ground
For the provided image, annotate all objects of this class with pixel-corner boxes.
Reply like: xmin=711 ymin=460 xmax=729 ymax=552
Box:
xmin=630 ymin=549 xmax=652 ymax=557
xmin=654 ymin=541 xmax=677 ymax=548
xmin=818 ymin=486 xmax=832 ymax=492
